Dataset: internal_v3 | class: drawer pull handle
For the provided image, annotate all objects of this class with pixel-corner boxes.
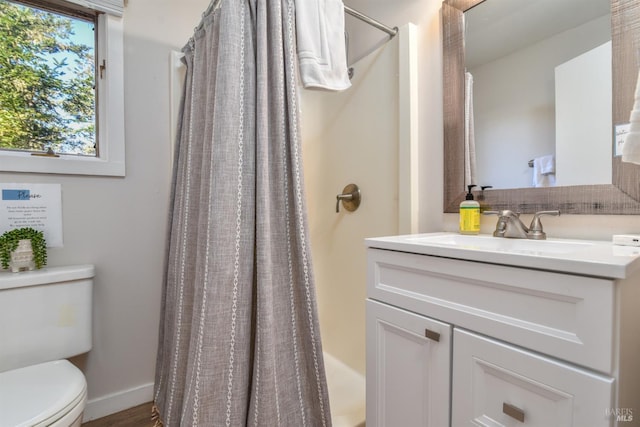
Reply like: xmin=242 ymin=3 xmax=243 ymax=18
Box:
xmin=503 ymin=403 xmax=525 ymax=423
xmin=424 ymin=329 xmax=440 ymax=342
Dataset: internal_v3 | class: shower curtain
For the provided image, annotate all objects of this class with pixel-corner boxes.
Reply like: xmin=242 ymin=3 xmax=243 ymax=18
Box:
xmin=152 ymin=0 xmax=331 ymax=425
xmin=464 ymin=71 xmax=477 ymax=188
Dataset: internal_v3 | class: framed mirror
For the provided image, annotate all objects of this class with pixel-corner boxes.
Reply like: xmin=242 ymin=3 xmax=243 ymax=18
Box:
xmin=443 ymin=0 xmax=640 ymax=214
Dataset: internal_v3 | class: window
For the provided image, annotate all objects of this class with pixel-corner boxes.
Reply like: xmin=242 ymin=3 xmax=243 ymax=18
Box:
xmin=1 ymin=1 xmax=97 ymax=156
xmin=0 ymin=0 xmax=124 ymax=176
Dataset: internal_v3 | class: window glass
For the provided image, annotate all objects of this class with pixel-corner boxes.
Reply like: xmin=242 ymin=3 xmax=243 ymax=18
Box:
xmin=0 ymin=0 xmax=97 ymax=156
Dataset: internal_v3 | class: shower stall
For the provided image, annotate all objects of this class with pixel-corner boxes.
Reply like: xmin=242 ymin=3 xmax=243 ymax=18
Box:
xmin=301 ymin=22 xmax=419 ymax=426
xmin=165 ymin=13 xmax=418 ymax=427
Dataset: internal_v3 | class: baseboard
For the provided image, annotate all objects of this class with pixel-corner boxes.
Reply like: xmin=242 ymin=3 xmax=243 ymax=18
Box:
xmin=82 ymin=382 xmax=154 ymax=422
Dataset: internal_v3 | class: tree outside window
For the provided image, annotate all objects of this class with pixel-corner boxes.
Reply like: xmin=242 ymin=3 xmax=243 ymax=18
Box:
xmin=0 ymin=0 xmax=96 ymax=156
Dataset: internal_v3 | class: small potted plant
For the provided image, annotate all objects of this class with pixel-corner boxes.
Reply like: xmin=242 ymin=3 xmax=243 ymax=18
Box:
xmin=0 ymin=227 xmax=47 ymax=272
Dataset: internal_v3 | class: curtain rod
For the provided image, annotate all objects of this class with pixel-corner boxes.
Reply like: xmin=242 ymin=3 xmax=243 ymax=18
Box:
xmin=344 ymin=5 xmax=398 ymax=37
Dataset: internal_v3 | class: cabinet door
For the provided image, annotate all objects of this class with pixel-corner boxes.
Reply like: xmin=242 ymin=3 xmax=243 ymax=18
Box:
xmin=366 ymin=299 xmax=452 ymax=427
xmin=452 ymin=329 xmax=614 ymax=427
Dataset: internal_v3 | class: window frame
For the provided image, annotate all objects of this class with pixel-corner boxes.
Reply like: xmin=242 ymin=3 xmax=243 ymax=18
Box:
xmin=0 ymin=1 xmax=125 ymax=176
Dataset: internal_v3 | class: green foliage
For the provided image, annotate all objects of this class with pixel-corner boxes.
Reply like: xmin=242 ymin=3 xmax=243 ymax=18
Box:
xmin=0 ymin=0 xmax=95 ymax=154
xmin=0 ymin=227 xmax=47 ymax=270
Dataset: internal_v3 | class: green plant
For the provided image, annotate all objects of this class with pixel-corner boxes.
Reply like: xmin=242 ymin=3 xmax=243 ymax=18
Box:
xmin=0 ymin=227 xmax=47 ymax=270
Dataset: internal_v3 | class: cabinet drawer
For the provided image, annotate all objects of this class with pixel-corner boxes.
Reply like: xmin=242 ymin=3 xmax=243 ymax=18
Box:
xmin=367 ymin=248 xmax=615 ymax=373
xmin=452 ymin=329 xmax=614 ymax=427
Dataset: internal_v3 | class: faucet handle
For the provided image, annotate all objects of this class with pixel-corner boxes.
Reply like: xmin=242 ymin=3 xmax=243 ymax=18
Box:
xmin=528 ymin=210 xmax=561 ymax=240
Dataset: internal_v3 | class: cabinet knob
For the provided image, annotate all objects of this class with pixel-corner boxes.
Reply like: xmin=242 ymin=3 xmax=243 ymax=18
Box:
xmin=424 ymin=328 xmax=440 ymax=342
xmin=503 ymin=403 xmax=525 ymax=423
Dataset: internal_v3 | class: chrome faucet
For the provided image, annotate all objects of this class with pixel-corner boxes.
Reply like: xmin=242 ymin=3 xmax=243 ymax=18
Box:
xmin=484 ymin=210 xmax=560 ymax=240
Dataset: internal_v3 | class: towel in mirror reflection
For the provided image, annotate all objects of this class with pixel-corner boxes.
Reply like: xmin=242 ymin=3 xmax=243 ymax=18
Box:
xmin=622 ymin=70 xmax=640 ymax=164
xmin=532 ymin=154 xmax=556 ymax=187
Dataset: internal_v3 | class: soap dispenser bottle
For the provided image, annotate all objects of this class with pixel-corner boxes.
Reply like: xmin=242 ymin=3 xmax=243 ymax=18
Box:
xmin=459 ymin=185 xmax=480 ymax=235
xmin=477 ymin=185 xmax=493 ymax=212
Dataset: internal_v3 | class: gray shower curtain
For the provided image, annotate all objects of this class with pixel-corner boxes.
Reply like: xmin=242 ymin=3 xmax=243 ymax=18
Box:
xmin=152 ymin=0 xmax=331 ymax=425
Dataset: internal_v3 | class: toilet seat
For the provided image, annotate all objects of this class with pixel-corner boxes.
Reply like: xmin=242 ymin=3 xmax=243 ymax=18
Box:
xmin=0 ymin=360 xmax=87 ymax=427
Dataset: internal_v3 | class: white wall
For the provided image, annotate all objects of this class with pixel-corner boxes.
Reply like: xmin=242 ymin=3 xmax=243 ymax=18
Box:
xmin=302 ymin=34 xmax=402 ymax=375
xmin=343 ymin=0 xmax=444 ymax=233
xmin=0 ymin=0 xmax=209 ymax=420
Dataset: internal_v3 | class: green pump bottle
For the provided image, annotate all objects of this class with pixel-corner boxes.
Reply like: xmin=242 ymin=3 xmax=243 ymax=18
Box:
xmin=459 ymin=185 xmax=480 ymax=235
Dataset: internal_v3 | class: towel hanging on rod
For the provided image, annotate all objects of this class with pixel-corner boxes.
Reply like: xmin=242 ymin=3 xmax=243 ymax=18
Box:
xmin=295 ymin=1 xmax=396 ymax=89
xmin=296 ymin=0 xmax=352 ymax=90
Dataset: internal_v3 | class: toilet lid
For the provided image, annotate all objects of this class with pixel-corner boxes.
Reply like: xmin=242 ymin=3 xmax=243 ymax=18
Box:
xmin=0 ymin=360 xmax=86 ymax=427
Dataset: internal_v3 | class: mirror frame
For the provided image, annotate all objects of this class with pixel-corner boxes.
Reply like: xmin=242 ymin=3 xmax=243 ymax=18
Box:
xmin=443 ymin=0 xmax=640 ymax=214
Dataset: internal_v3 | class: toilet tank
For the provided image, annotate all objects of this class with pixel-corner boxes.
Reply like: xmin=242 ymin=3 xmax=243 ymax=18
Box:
xmin=0 ymin=265 xmax=94 ymax=373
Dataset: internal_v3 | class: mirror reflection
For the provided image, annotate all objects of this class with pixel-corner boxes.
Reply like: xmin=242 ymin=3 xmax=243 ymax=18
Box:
xmin=464 ymin=0 xmax=611 ymax=190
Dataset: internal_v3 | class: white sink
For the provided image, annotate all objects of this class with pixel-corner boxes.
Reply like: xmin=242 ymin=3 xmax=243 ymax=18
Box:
xmin=365 ymin=232 xmax=640 ymax=279
xmin=407 ymin=233 xmax=594 ymax=255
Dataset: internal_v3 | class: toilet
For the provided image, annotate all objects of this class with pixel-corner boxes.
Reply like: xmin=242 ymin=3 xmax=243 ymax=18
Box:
xmin=0 ymin=265 xmax=94 ymax=427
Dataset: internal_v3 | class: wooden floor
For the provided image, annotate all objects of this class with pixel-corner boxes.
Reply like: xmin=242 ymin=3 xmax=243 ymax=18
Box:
xmin=81 ymin=402 xmax=364 ymax=426
xmin=82 ymin=402 xmax=154 ymax=427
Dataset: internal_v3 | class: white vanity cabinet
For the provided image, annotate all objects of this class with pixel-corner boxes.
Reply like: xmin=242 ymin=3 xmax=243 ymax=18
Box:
xmin=365 ymin=234 xmax=640 ymax=427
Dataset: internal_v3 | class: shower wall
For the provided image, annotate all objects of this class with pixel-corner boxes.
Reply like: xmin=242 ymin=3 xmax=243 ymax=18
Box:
xmin=301 ymin=25 xmax=416 ymax=374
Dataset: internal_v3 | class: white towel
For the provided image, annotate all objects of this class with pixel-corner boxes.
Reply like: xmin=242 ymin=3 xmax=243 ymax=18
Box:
xmin=532 ymin=155 xmax=556 ymax=188
xmin=622 ymin=70 xmax=640 ymax=164
xmin=538 ymin=154 xmax=555 ymax=175
xmin=295 ymin=0 xmax=351 ymax=91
